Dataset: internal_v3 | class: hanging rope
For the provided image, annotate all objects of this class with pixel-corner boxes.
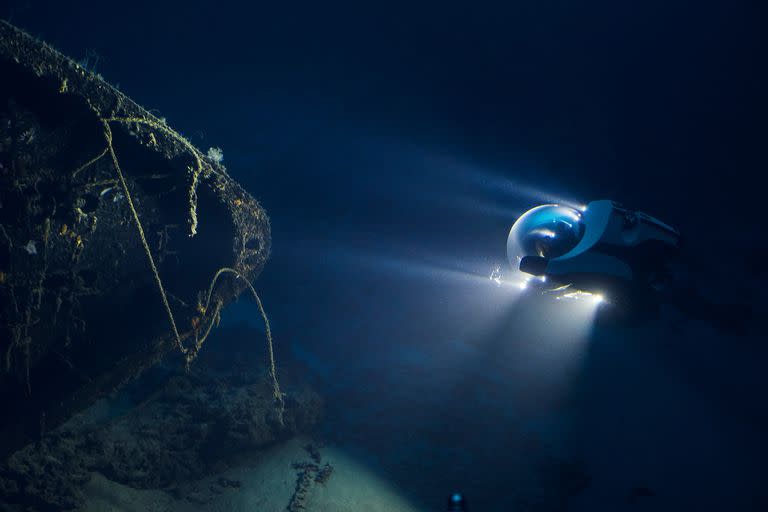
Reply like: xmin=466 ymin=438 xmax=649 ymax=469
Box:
xmin=101 ymin=118 xmax=283 ymax=424
xmin=199 ymin=267 xmax=284 ymax=425
xmin=102 ymin=120 xmax=184 ymax=353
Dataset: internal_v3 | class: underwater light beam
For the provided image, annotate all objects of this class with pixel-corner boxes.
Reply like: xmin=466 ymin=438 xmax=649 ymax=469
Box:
xmin=426 ymin=154 xmax=587 ymax=211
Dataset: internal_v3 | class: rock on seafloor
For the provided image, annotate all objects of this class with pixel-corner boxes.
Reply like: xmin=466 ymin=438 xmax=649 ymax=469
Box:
xmin=0 ymin=325 xmax=323 ymax=511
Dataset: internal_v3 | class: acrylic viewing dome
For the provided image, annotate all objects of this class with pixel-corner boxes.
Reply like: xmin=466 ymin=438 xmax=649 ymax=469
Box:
xmin=507 ymin=204 xmax=585 ymax=267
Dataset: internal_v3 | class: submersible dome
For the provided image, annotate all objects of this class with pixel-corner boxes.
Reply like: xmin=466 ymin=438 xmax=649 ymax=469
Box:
xmin=506 ymin=204 xmax=585 ymax=271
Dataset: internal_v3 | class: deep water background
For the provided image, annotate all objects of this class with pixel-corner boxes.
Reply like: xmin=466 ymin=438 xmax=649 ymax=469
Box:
xmin=4 ymin=1 xmax=767 ymax=510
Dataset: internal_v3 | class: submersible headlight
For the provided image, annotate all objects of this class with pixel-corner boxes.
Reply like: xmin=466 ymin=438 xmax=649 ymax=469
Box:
xmin=507 ymin=200 xmax=681 ymax=298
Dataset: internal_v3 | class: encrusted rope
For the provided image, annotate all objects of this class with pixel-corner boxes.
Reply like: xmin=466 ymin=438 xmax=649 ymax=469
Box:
xmin=200 ymin=267 xmax=284 ymax=424
xmin=102 ymin=120 xmax=184 ymax=353
xmin=100 ymin=118 xmax=283 ymax=424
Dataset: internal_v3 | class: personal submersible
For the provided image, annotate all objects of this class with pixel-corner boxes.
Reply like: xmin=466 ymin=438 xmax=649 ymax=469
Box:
xmin=507 ymin=200 xmax=682 ymax=304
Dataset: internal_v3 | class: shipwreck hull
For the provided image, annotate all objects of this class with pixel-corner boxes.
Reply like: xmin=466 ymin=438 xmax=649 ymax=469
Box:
xmin=0 ymin=21 xmax=271 ymax=458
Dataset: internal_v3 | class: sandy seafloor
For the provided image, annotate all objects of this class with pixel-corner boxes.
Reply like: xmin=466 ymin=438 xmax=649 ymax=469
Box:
xmin=82 ymin=437 xmax=420 ymax=512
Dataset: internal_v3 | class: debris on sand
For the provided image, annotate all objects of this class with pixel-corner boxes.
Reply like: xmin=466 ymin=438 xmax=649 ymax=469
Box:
xmin=287 ymin=445 xmax=335 ymax=510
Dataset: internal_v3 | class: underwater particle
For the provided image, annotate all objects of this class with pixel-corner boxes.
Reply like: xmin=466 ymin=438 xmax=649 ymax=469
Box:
xmin=489 ymin=265 xmax=503 ymax=286
xmin=206 ymin=147 xmax=224 ymax=163
xmin=23 ymin=240 xmax=37 ymax=255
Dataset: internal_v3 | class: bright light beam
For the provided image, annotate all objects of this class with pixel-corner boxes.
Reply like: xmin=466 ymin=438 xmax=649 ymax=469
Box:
xmin=425 ymin=154 xmax=587 ymax=212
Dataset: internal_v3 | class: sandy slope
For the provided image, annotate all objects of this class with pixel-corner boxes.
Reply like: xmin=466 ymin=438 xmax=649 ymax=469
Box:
xmin=82 ymin=437 xmax=422 ymax=512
